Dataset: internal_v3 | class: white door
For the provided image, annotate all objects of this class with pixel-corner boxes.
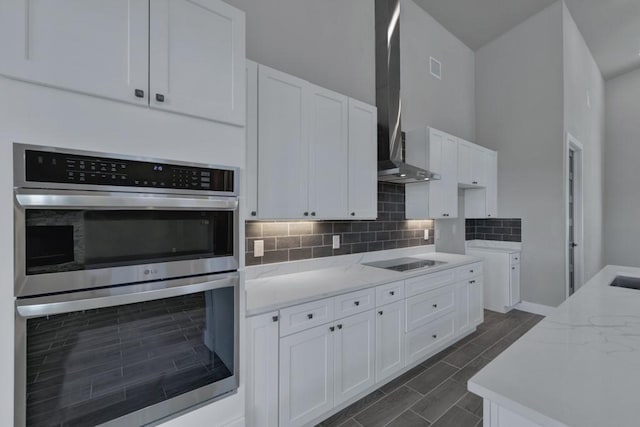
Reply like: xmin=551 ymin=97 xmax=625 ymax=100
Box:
xmin=455 ymin=281 xmax=471 ymax=334
xmin=258 ymin=65 xmax=310 ymax=219
xmin=308 ymin=85 xmax=349 ymax=219
xmin=246 ymin=61 xmax=259 ymax=219
xmin=280 ymin=324 xmax=334 ymax=427
xmin=470 ymin=278 xmax=484 ymax=327
xmin=510 ymin=264 xmax=521 ymax=307
xmin=457 ymin=140 xmax=474 ymax=185
xmin=149 ymin=0 xmax=245 ymax=124
xmin=0 ymin=0 xmax=149 ymax=105
xmin=334 ymin=311 xmax=376 ymax=406
xmin=247 ymin=312 xmax=279 ymax=427
xmin=348 ymin=99 xmax=378 ymax=219
xmin=486 ymin=151 xmax=498 ymax=218
xmin=375 ymin=301 xmax=405 ymax=383
xmin=470 ymin=146 xmax=487 ymax=186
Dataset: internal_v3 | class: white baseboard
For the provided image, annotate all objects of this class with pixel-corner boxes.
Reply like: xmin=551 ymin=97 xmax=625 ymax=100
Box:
xmin=514 ymin=301 xmax=555 ymax=317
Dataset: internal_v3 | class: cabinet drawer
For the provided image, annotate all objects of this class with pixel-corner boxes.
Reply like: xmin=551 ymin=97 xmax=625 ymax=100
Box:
xmin=406 ymin=312 xmax=455 ymax=365
xmin=376 ymin=281 xmax=405 ymax=307
xmin=456 ymin=262 xmax=483 ymax=281
xmin=334 ymin=288 xmax=375 ymax=320
xmin=279 ymin=298 xmax=334 ymax=337
xmin=406 ymin=269 xmax=456 ymax=297
xmin=406 ymin=284 xmax=456 ymax=332
xmin=510 ymin=253 xmax=521 ymax=265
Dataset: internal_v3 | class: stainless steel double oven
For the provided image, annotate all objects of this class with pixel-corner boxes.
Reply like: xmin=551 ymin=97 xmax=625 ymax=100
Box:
xmin=13 ymin=144 xmax=240 ymax=427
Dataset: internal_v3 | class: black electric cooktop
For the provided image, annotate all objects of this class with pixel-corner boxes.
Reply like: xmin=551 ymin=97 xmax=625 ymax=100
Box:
xmin=362 ymin=257 xmax=446 ymax=272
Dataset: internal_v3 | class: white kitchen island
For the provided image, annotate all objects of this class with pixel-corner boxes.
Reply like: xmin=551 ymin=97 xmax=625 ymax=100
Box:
xmin=469 ymin=265 xmax=640 ymax=427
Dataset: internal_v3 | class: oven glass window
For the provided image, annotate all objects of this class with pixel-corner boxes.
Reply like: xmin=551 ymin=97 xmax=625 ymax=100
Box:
xmin=25 ymin=210 xmax=233 ymax=275
xmin=26 ymin=288 xmax=235 ymax=426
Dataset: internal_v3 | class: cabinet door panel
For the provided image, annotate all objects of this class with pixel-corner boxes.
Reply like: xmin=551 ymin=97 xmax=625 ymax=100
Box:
xmin=470 ymin=278 xmax=484 ymax=327
xmin=442 ymin=135 xmax=459 ymax=217
xmin=257 ymin=65 xmax=309 ymax=219
xmin=510 ymin=264 xmax=521 ymax=307
xmin=247 ymin=312 xmax=279 ymax=427
xmin=309 ymin=86 xmax=348 ymax=219
xmin=458 ymin=141 xmax=474 ymax=185
xmin=486 ymin=152 xmax=498 ymax=218
xmin=0 ymin=0 xmax=148 ymax=104
xmin=376 ymin=301 xmax=405 ymax=383
xmin=246 ymin=61 xmax=259 ymax=218
xmin=455 ymin=281 xmax=471 ymax=334
xmin=348 ymin=99 xmax=378 ymax=219
xmin=149 ymin=0 xmax=245 ymax=124
xmin=334 ymin=311 xmax=375 ymax=406
xmin=280 ymin=324 xmax=334 ymax=427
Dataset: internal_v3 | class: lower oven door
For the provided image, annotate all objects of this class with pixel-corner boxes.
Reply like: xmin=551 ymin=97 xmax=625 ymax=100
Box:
xmin=15 ymin=273 xmax=239 ymax=427
xmin=14 ymin=189 xmax=239 ymax=297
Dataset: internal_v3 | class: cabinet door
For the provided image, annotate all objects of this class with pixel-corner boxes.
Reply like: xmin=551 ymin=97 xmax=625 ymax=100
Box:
xmin=334 ymin=311 xmax=376 ymax=406
xmin=246 ymin=61 xmax=259 ymax=219
xmin=458 ymin=140 xmax=474 ymax=185
xmin=257 ymin=65 xmax=310 ymax=219
xmin=510 ymin=264 xmax=521 ymax=307
xmin=375 ymin=301 xmax=405 ymax=383
xmin=471 ymin=146 xmax=487 ymax=186
xmin=247 ymin=312 xmax=279 ymax=427
xmin=455 ymin=281 xmax=471 ymax=334
xmin=348 ymin=99 xmax=378 ymax=219
xmin=280 ymin=324 xmax=334 ymax=427
xmin=149 ymin=0 xmax=245 ymax=124
xmin=0 ymin=0 xmax=148 ymax=105
xmin=442 ymin=135 xmax=459 ymax=217
xmin=486 ymin=151 xmax=498 ymax=218
xmin=308 ymin=85 xmax=349 ymax=219
xmin=428 ymin=128 xmax=445 ymax=173
xmin=470 ymin=278 xmax=484 ymax=327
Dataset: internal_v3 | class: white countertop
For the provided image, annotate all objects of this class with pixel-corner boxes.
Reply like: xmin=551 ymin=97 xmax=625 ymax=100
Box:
xmin=469 ymin=265 xmax=640 ymax=427
xmin=245 ymin=250 xmax=480 ymax=316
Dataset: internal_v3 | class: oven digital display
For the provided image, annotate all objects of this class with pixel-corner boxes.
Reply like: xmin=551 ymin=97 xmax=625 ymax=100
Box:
xmin=24 ymin=150 xmax=234 ymax=192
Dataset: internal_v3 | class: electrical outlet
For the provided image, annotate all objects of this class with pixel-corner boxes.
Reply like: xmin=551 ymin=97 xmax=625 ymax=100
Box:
xmin=254 ymin=240 xmax=264 ymax=257
xmin=424 ymin=229 xmax=429 ymax=240
xmin=332 ymin=235 xmax=340 ymax=249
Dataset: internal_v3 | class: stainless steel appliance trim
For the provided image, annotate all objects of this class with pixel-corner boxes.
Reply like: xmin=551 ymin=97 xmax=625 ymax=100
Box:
xmin=15 ymin=188 xmax=238 ymax=210
xmin=14 ymin=273 xmax=240 ymax=427
xmin=16 ymin=272 xmax=239 ymax=318
xmin=13 ymin=143 xmax=240 ymax=197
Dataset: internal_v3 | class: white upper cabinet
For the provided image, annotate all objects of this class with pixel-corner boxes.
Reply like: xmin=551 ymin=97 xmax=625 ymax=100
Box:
xmin=0 ymin=0 xmax=245 ymax=125
xmin=458 ymin=139 xmax=486 ymax=187
xmin=246 ymin=60 xmax=259 ymax=218
xmin=308 ymin=86 xmax=349 ymax=219
xmin=486 ymin=151 xmax=498 ymax=217
xmin=405 ymin=127 xmax=458 ymax=219
xmin=149 ymin=0 xmax=245 ymax=124
xmin=465 ymin=149 xmax=499 ymax=219
xmin=258 ymin=65 xmax=309 ymax=219
xmin=251 ymin=64 xmax=377 ymax=220
xmin=348 ymin=99 xmax=378 ymax=219
xmin=0 ymin=0 xmax=149 ymax=105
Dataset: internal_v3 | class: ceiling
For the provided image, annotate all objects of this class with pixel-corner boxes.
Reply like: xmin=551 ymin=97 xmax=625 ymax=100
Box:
xmin=413 ymin=0 xmax=640 ymax=80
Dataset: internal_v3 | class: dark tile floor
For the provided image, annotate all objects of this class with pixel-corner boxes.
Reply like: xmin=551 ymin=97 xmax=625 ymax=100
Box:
xmin=317 ymin=309 xmax=544 ymax=427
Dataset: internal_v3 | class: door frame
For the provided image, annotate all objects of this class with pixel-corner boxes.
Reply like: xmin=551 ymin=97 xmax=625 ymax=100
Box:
xmin=564 ymin=133 xmax=584 ymax=298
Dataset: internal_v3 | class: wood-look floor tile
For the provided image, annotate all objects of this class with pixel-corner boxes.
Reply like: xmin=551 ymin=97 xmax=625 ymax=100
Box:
xmin=411 ymin=379 xmax=467 ymax=422
xmin=318 ymin=390 xmax=385 ymax=426
xmin=354 ymin=386 xmax=421 ymax=427
xmin=443 ymin=343 xmax=486 ymax=368
xmin=406 ymin=362 xmax=458 ymax=395
xmin=431 ymin=406 xmax=479 ymax=427
xmin=456 ymin=392 xmax=483 ymax=418
xmin=386 ymin=410 xmax=431 ymax=426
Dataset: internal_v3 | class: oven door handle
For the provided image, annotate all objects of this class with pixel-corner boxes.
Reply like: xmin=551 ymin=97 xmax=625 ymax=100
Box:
xmin=16 ymin=273 xmax=239 ymax=318
xmin=14 ymin=189 xmax=238 ymax=211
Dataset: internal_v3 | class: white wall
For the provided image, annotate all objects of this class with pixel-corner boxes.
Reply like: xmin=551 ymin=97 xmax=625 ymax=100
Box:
xmin=225 ymin=0 xmax=375 ymax=105
xmin=476 ymin=2 xmax=566 ymax=307
xmin=604 ymin=68 xmax=640 ymax=267
xmin=562 ymin=3 xmax=605 ymax=284
xmin=0 ymin=76 xmax=247 ymax=426
xmin=400 ymin=0 xmax=475 ymax=141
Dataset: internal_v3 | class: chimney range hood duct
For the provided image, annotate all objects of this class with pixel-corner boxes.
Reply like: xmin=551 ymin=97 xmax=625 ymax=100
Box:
xmin=375 ymin=0 xmax=439 ymax=184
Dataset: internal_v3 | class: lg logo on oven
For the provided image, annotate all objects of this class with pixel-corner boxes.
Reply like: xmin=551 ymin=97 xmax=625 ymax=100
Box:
xmin=144 ymin=268 xmax=159 ymax=276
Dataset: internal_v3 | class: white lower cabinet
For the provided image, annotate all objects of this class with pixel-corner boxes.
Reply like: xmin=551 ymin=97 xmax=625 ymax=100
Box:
xmin=375 ymin=301 xmax=405 ymax=383
xmin=334 ymin=311 xmax=376 ymax=405
xmin=279 ymin=323 xmax=334 ymax=427
xmin=470 ymin=277 xmax=485 ymax=326
xmin=246 ymin=312 xmax=280 ymax=427
xmin=406 ymin=312 xmax=456 ymax=365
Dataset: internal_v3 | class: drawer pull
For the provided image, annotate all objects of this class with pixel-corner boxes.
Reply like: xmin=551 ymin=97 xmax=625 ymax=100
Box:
xmin=354 ymin=301 xmax=360 ymax=306
xmin=329 ymin=326 xmax=335 ymax=332
xmin=307 ymin=313 xmax=314 ymax=320
xmin=378 ymin=310 xmax=384 ymax=316
xmin=515 ymin=257 xmax=519 ymax=261
xmin=470 ymin=269 xmax=474 ymax=273
xmin=272 ymin=315 xmax=279 ymax=322
xmin=469 ymin=280 xmax=476 ymax=284
xmin=432 ymin=304 xmax=438 ymax=308
xmin=512 ymin=267 xmax=516 ymax=270
xmin=389 ymin=291 xmax=395 ymax=296
xmin=432 ymin=334 xmax=438 ymax=339
xmin=337 ymin=324 xmax=343 ymax=330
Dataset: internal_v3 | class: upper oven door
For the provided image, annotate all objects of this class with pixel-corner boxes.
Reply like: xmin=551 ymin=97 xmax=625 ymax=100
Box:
xmin=15 ymin=189 xmax=239 ymax=297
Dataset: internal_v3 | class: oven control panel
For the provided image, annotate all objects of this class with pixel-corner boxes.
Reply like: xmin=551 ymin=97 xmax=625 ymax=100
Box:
xmin=24 ymin=150 xmax=234 ymax=192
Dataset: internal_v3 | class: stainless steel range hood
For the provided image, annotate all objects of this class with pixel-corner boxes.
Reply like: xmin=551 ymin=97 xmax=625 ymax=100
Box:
xmin=375 ymin=0 xmax=439 ymax=184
